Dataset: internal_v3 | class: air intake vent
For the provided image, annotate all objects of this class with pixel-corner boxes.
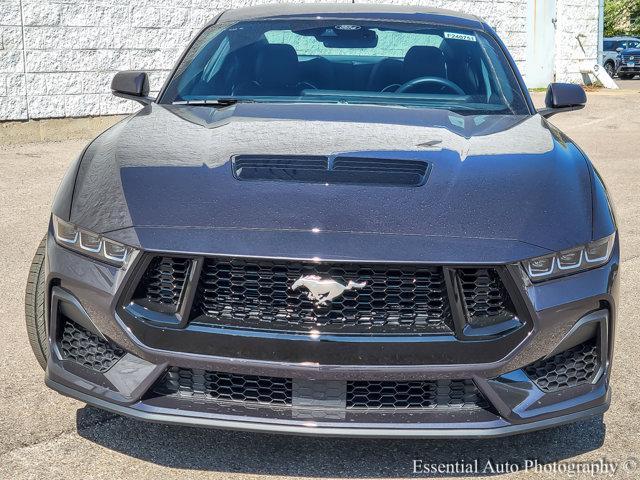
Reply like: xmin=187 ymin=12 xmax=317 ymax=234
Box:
xmin=59 ymin=319 xmax=124 ymax=373
xmin=457 ymin=268 xmax=516 ymax=327
xmin=524 ymin=338 xmax=600 ymax=393
xmin=232 ymin=155 xmax=430 ymax=186
xmin=132 ymin=256 xmax=192 ymax=314
xmin=346 ymin=379 xmax=489 ymax=410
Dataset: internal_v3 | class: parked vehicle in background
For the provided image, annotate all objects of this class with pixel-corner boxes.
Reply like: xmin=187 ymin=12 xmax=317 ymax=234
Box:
xmin=617 ymin=46 xmax=640 ymax=80
xmin=603 ymin=36 xmax=640 ymax=77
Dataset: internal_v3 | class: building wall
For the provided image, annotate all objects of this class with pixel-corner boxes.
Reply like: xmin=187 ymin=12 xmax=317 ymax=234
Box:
xmin=0 ymin=0 xmax=599 ymax=121
xmin=555 ymin=0 xmax=600 ymax=83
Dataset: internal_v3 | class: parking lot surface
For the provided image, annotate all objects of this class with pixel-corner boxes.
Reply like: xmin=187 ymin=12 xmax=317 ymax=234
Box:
xmin=1 ymin=91 xmax=639 ymax=479
xmin=615 ymin=77 xmax=640 ymax=90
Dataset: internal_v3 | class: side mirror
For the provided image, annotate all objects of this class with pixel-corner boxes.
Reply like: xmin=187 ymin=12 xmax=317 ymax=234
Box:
xmin=616 ymin=47 xmax=624 ymax=52
xmin=538 ymin=83 xmax=586 ymax=118
xmin=111 ymin=71 xmax=152 ymax=105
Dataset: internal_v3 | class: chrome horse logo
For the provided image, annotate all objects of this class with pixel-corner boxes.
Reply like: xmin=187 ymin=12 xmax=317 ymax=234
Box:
xmin=291 ymin=275 xmax=366 ymax=306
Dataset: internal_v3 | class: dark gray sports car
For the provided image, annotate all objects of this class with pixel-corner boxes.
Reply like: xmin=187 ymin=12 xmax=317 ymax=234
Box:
xmin=25 ymin=4 xmax=618 ymax=438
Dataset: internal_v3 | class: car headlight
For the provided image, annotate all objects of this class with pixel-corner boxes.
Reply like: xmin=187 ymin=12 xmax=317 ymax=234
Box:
xmin=522 ymin=232 xmax=616 ymax=282
xmin=53 ymin=215 xmax=136 ymax=267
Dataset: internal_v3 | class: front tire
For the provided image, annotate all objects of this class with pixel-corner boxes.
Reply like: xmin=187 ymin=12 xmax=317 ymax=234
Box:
xmin=25 ymin=236 xmax=49 ymax=370
xmin=604 ymin=61 xmax=615 ymax=77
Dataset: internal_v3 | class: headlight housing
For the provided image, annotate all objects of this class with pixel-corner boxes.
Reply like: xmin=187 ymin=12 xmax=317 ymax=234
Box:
xmin=522 ymin=233 xmax=616 ymax=282
xmin=53 ymin=215 xmax=136 ymax=267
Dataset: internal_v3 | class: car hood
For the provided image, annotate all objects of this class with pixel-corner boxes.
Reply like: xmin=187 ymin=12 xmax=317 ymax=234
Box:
xmin=69 ymin=103 xmax=592 ymax=262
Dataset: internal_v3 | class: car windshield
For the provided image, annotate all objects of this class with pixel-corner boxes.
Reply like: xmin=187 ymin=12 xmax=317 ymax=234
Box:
xmin=161 ymin=19 xmax=530 ymax=115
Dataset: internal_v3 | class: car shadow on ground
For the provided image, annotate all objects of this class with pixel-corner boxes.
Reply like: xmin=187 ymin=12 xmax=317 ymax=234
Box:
xmin=76 ymin=406 xmax=606 ymax=477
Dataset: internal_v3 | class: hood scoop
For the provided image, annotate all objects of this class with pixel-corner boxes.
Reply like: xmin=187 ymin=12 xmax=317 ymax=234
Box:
xmin=232 ymin=155 xmax=430 ymax=186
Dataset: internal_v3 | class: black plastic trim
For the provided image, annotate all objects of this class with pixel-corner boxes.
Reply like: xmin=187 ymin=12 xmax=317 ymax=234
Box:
xmin=45 ymin=377 xmax=609 ymax=438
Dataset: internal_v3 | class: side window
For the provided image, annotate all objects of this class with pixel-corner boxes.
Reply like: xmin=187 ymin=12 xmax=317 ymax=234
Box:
xmin=604 ymin=41 xmax=614 ymax=51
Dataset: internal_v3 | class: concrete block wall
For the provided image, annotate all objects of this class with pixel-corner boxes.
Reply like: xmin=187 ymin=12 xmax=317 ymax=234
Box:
xmin=555 ymin=0 xmax=600 ymax=82
xmin=0 ymin=0 xmax=599 ymax=121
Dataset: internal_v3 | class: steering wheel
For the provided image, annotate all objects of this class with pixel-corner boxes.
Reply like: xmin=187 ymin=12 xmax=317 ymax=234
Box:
xmin=396 ymin=77 xmax=465 ymax=95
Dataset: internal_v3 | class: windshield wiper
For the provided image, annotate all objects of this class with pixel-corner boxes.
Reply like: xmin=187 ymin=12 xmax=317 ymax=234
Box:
xmin=172 ymin=98 xmax=254 ymax=107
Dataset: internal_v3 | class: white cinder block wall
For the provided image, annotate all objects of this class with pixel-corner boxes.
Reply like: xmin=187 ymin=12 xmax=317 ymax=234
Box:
xmin=0 ymin=0 xmax=599 ymax=121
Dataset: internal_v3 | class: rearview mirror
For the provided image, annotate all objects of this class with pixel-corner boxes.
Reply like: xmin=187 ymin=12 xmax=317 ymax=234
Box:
xmin=317 ymin=27 xmax=378 ymax=48
xmin=538 ymin=83 xmax=586 ymax=118
xmin=111 ymin=71 xmax=152 ymax=105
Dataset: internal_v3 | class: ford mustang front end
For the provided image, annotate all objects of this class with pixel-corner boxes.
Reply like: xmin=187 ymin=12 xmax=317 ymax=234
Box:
xmin=27 ymin=4 xmax=618 ymax=438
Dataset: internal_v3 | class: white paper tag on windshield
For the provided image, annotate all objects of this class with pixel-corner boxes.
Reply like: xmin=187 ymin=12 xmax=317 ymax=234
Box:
xmin=444 ymin=32 xmax=477 ymax=42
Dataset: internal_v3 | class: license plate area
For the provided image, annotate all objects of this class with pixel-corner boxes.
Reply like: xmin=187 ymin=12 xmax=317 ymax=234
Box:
xmin=292 ymin=379 xmax=347 ymax=419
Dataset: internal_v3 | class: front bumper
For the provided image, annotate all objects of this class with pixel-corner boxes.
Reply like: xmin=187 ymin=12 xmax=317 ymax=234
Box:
xmin=46 ymin=377 xmax=610 ymax=438
xmin=618 ymin=64 xmax=640 ymax=74
xmin=43 ymin=232 xmax=618 ymax=438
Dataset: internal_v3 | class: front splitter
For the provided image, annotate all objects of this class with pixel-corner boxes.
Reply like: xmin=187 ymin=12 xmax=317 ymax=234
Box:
xmin=46 ymin=378 xmax=610 ymax=439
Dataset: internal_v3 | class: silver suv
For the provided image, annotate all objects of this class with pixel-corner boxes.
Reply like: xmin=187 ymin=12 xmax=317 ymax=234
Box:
xmin=603 ymin=36 xmax=640 ymax=77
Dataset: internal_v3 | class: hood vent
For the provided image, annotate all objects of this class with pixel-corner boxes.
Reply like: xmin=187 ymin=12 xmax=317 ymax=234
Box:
xmin=232 ymin=155 xmax=430 ymax=186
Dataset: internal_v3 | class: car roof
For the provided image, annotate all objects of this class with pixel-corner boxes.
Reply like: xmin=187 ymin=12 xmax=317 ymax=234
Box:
xmin=605 ymin=36 xmax=640 ymax=41
xmin=214 ymin=3 xmax=485 ymax=29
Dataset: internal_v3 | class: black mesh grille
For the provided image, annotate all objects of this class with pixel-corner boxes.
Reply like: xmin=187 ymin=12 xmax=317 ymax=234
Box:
xmin=133 ymin=257 xmax=191 ymax=312
xmin=132 ymin=256 xmax=518 ymax=335
xmin=60 ymin=319 xmax=124 ymax=373
xmin=151 ymin=369 xmax=490 ymax=411
xmin=346 ymin=379 xmax=489 ymax=410
xmin=153 ymin=367 xmax=292 ymax=406
xmin=458 ymin=268 xmax=515 ymax=326
xmin=524 ymin=339 xmax=600 ymax=393
xmin=192 ymin=258 xmax=453 ymax=333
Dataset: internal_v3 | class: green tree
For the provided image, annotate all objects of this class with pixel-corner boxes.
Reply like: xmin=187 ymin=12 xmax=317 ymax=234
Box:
xmin=605 ymin=0 xmax=640 ymax=36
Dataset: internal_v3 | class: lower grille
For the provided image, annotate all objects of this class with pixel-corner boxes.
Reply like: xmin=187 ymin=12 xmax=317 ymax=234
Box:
xmin=346 ymin=379 xmax=489 ymax=410
xmin=59 ymin=319 xmax=124 ymax=373
xmin=524 ymin=338 xmax=600 ymax=393
xmin=153 ymin=367 xmax=293 ymax=406
xmin=151 ymin=368 xmax=489 ymax=411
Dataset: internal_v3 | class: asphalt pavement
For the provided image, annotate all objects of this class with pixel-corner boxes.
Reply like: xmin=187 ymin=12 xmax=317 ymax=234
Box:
xmin=0 ymin=90 xmax=639 ymax=479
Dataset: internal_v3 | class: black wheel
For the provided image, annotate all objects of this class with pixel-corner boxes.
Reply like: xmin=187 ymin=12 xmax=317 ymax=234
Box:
xmin=618 ymin=73 xmax=634 ymax=80
xmin=25 ymin=236 xmax=49 ymax=370
xmin=604 ymin=61 xmax=615 ymax=77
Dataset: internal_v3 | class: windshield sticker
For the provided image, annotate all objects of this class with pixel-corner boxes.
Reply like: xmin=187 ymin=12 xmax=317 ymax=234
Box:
xmin=444 ymin=32 xmax=477 ymax=42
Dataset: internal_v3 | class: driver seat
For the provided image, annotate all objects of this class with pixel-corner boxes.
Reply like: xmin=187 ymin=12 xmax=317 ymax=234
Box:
xmin=400 ymin=46 xmax=448 ymax=93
